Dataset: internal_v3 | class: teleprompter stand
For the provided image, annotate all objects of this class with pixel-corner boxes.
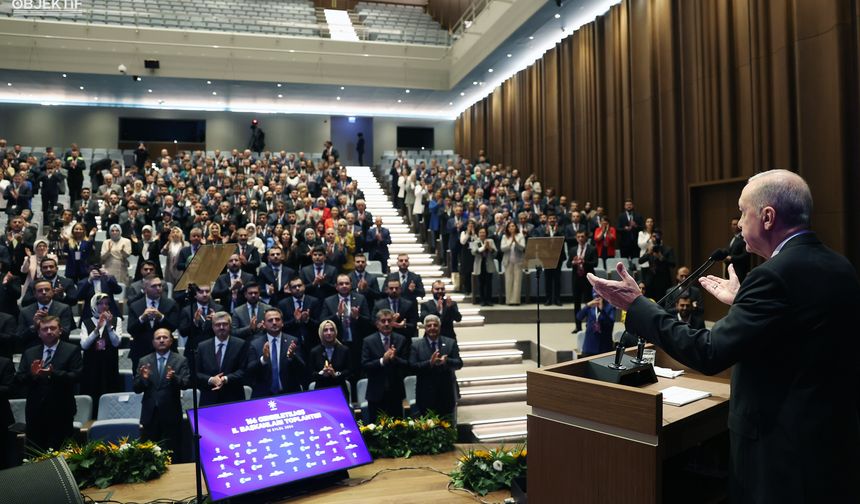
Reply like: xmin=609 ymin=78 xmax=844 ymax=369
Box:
xmin=522 ymin=237 xmax=565 ymax=368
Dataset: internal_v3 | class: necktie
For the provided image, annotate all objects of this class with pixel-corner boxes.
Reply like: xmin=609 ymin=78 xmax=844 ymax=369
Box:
xmin=240 ymin=245 xmax=246 ymax=256
xmin=431 ymin=340 xmax=438 ymax=353
xmin=43 ymin=348 xmax=53 ymax=367
xmin=316 ymin=265 xmax=322 ymax=277
xmin=393 ymin=299 xmax=399 ymax=314
xmin=401 ymin=273 xmax=406 ymax=286
xmin=216 ymin=342 xmax=224 ymax=371
xmin=202 ymin=306 xmax=208 ymax=318
xmin=158 ymin=355 xmax=166 ymax=378
xmin=39 ymin=304 xmax=47 ymax=311
xmin=270 ymin=338 xmax=280 ymax=394
xmin=274 ymin=267 xmax=281 ymax=288
xmin=437 ymin=298 xmax=443 ymax=314
xmin=232 ymin=273 xmax=239 ymax=281
xmin=383 ymin=335 xmax=390 ymax=350
xmin=296 ymin=298 xmax=303 ymax=311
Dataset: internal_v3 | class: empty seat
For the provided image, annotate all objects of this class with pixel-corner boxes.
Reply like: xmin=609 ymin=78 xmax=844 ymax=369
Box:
xmin=88 ymin=419 xmax=140 ymax=443
xmin=97 ymin=392 xmax=143 ymax=420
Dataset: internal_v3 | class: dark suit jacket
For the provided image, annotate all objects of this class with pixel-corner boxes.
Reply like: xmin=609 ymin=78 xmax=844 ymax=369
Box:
xmin=177 ymin=302 xmax=222 ymax=356
xmin=626 ymin=233 xmax=860 ymax=502
xmin=17 ymin=301 xmax=74 ymax=350
xmin=127 ymin=296 xmax=181 ymax=359
xmin=351 ymin=270 xmax=381 ymax=304
xmin=247 ymin=333 xmax=306 ymax=398
xmin=361 ymin=332 xmax=409 ymax=403
xmin=258 ymin=264 xmax=296 ymax=305
xmin=235 ymin=243 xmax=261 ymax=274
xmin=419 ymin=298 xmax=463 ymax=339
xmin=21 ymin=275 xmax=78 ymax=307
xmin=231 ymin=302 xmax=272 ymax=340
xmin=365 ymin=227 xmax=391 ymax=264
xmin=195 ymin=336 xmax=248 ymax=406
xmin=277 ymin=295 xmax=321 ymax=350
xmin=132 ymin=351 xmax=190 ymax=427
xmin=308 ymin=344 xmax=351 ymax=394
xmin=16 ymin=341 xmax=82 ymax=426
xmin=374 ymin=297 xmax=418 ymax=340
xmin=299 ymin=263 xmax=338 ymax=300
xmin=393 ymin=271 xmax=425 ymax=303
xmin=409 ymin=336 xmax=462 ymax=416
xmin=566 ymin=242 xmax=598 ymax=277
xmin=211 ymin=271 xmax=256 ymax=310
xmin=320 ymin=293 xmax=372 ymax=344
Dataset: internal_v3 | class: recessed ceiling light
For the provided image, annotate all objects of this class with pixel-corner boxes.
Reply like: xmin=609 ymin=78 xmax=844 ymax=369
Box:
xmin=448 ymin=102 xmax=453 ymax=105
xmin=206 ymin=80 xmax=212 ymax=84
xmin=472 ymin=81 xmax=477 ymax=85
xmin=340 ymin=86 xmax=345 ymax=90
xmin=397 ymin=99 xmax=402 ymax=103
xmin=277 ymin=83 xmax=282 ymax=88
xmin=289 ymin=49 xmax=295 ymax=53
xmin=336 ymin=96 xmax=341 ymax=101
xmin=212 ymin=45 xmax=219 ymax=48
xmin=212 ymin=91 xmax=217 ymax=95
xmin=277 ymin=94 xmax=283 ymax=98
xmin=405 ymin=89 xmax=410 ymax=93
xmin=488 ymin=68 xmax=494 ymax=73
xmin=134 ymin=76 xmax=142 ymax=82
xmin=6 ymin=83 xmax=11 ymax=87
xmin=529 ymin=36 xmax=534 ymax=40
xmin=79 ymin=86 xmax=84 ymax=90
xmin=61 ymin=73 xmax=67 ymax=78
xmin=363 ymin=54 xmax=369 ymax=57
xmin=554 ymin=13 xmax=561 ymax=19
xmin=460 ymin=91 xmax=465 ymax=96
xmin=147 ymin=89 xmax=153 ymax=93
xmin=507 ymin=53 xmax=512 ymax=58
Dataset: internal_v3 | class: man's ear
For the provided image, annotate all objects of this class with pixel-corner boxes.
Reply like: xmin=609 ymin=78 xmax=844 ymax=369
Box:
xmin=762 ymin=206 xmax=776 ymax=230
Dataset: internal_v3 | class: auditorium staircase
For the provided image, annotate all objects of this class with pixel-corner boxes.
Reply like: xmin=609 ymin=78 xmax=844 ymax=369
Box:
xmin=348 ymin=166 xmax=529 ymax=442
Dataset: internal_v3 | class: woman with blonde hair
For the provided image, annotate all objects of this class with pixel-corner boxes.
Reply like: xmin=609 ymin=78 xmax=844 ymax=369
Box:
xmin=100 ymin=224 xmax=132 ymax=284
xmin=500 ymin=220 xmax=526 ymax=305
xmin=308 ymin=319 xmax=351 ymax=400
xmin=161 ymin=226 xmax=187 ymax=285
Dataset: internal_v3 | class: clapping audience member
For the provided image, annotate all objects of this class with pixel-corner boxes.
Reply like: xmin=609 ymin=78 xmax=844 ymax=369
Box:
xmin=309 ymin=319 xmax=351 ymax=400
xmin=194 ymin=311 xmax=248 ymax=406
xmin=410 ymin=314 xmax=462 ymax=418
xmin=80 ymin=293 xmax=121 ymax=416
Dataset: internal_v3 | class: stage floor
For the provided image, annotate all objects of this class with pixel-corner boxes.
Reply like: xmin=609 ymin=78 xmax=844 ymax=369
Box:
xmin=82 ymin=445 xmax=512 ymax=503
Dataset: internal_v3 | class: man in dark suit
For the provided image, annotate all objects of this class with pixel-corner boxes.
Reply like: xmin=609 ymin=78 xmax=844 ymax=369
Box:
xmin=15 ymin=316 xmax=82 ymax=451
xmin=589 ymin=170 xmax=860 ymax=503
xmin=419 ymin=280 xmax=463 ymax=339
xmin=258 ymin=246 xmax=295 ymax=306
xmin=73 ymin=187 xmax=100 ymax=232
xmin=351 ymin=253 xmax=381 ymax=304
xmin=533 ymin=212 xmax=565 ymax=306
xmin=20 ymin=257 xmax=77 ymax=307
xmin=278 ymin=277 xmax=321 ymax=352
xmin=133 ymin=328 xmax=190 ymax=457
xmin=321 ymin=274 xmax=373 ymax=372
xmin=234 ymin=227 xmax=261 ymax=274
xmin=665 ymin=266 xmax=704 ymax=313
xmin=362 ymin=309 xmax=409 ymax=421
xmin=567 ymin=230 xmax=598 ymax=333
xmin=668 ymin=295 xmax=705 ymax=330
xmin=194 ymin=312 xmax=248 ymax=406
xmin=64 ymin=148 xmax=86 ymax=204
xmin=373 ymin=277 xmax=418 ymax=342
xmin=17 ymin=279 xmax=74 ymax=350
xmin=212 ymin=254 xmax=256 ymax=312
xmin=246 ymin=308 xmax=306 ymax=398
xmin=392 ymin=254 xmax=425 ymax=304
xmin=127 ymin=260 xmax=158 ymax=303
xmin=410 ymin=314 xmax=462 ymax=418
xmin=127 ymin=275 xmax=181 ymax=373
xmin=616 ymin=199 xmax=644 ymax=268
xmin=176 ymin=228 xmax=204 ymax=272
xmin=308 ymin=320 xmax=351 ymax=399
xmin=231 ymin=282 xmax=271 ymax=341
xmin=365 ymin=217 xmax=391 ymax=274
xmin=178 ymin=282 xmax=222 ymax=358
xmin=299 ymin=246 xmax=338 ymax=300
xmin=724 ymin=217 xmax=751 ymax=283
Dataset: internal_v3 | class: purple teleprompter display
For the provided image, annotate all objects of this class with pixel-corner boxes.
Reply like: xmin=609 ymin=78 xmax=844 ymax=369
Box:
xmin=191 ymin=386 xmax=373 ymax=502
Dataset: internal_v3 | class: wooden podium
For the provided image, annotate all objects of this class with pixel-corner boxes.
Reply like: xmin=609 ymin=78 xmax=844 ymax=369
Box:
xmin=527 ymin=347 xmax=731 ymax=503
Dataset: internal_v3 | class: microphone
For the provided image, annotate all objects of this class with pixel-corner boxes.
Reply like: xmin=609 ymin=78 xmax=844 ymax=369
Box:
xmin=628 ymin=249 xmax=726 ymax=365
xmin=657 ymin=249 xmax=726 ymax=309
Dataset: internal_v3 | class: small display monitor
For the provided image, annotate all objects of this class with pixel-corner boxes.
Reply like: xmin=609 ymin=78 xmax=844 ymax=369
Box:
xmin=191 ymin=387 xmax=373 ymax=502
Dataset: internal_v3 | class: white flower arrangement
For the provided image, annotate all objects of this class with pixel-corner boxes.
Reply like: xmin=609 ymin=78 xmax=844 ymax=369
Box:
xmin=492 ymin=460 xmax=504 ymax=471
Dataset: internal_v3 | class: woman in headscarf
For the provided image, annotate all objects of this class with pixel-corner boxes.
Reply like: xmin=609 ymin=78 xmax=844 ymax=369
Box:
xmin=20 ymin=238 xmax=58 ymax=294
xmin=161 ymin=226 xmax=187 ymax=286
xmin=100 ymin=223 xmax=132 ymax=285
xmin=80 ymin=292 xmax=121 ymax=417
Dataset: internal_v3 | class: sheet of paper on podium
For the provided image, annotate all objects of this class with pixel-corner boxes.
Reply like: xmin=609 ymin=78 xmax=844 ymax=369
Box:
xmin=175 ymin=244 xmax=235 ymax=292
xmin=523 ymin=236 xmax=566 ymax=270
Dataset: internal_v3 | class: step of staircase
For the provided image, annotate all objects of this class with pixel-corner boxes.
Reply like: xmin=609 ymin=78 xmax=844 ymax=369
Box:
xmin=460 ymin=349 xmax=523 ymax=366
xmin=458 ymin=384 xmax=527 ymax=405
xmin=457 ymin=401 xmax=530 ymax=443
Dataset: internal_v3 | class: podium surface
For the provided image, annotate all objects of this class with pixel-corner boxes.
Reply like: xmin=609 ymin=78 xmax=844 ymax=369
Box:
xmin=527 ymin=347 xmax=730 ymax=503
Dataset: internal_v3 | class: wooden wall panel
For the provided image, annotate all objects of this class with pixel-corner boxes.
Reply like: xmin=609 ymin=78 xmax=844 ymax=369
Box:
xmin=455 ymin=0 xmax=860 ymax=268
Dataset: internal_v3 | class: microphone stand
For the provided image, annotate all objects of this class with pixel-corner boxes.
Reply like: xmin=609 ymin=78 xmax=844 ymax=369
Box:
xmin=629 ymin=252 xmax=723 ymax=364
xmin=534 ymin=265 xmax=543 ymax=368
xmin=187 ymin=345 xmax=204 ymax=504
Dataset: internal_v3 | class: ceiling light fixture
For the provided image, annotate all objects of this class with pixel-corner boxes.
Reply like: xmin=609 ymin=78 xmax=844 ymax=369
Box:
xmin=336 ymin=96 xmax=341 ymax=100
xmin=147 ymin=89 xmax=153 ymax=93
xmin=212 ymin=91 xmax=217 ymax=95
xmin=554 ymin=13 xmax=561 ymax=19
xmin=405 ymin=89 xmax=410 ymax=93
xmin=340 ymin=86 xmax=345 ymax=90
xmin=277 ymin=94 xmax=283 ymax=98
xmin=277 ymin=83 xmax=282 ymax=87
xmin=397 ymin=99 xmax=402 ymax=103
xmin=529 ymin=36 xmax=534 ymax=40
xmin=61 ymin=73 xmax=67 ymax=78
xmin=206 ymin=80 xmax=212 ymax=84
xmin=460 ymin=91 xmax=465 ymax=96
xmin=488 ymin=68 xmax=494 ymax=73
xmin=79 ymin=86 xmax=84 ymax=90
xmin=507 ymin=53 xmax=512 ymax=58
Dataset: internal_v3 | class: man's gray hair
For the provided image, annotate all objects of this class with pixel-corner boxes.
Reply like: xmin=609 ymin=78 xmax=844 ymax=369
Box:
xmin=211 ymin=311 xmax=232 ymax=325
xmin=748 ymin=169 xmax=812 ymax=228
xmin=423 ymin=314 xmax=441 ymax=326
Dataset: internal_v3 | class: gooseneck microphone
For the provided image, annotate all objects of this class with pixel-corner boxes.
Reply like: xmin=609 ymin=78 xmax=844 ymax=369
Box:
xmin=629 ymin=249 xmax=727 ymax=364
